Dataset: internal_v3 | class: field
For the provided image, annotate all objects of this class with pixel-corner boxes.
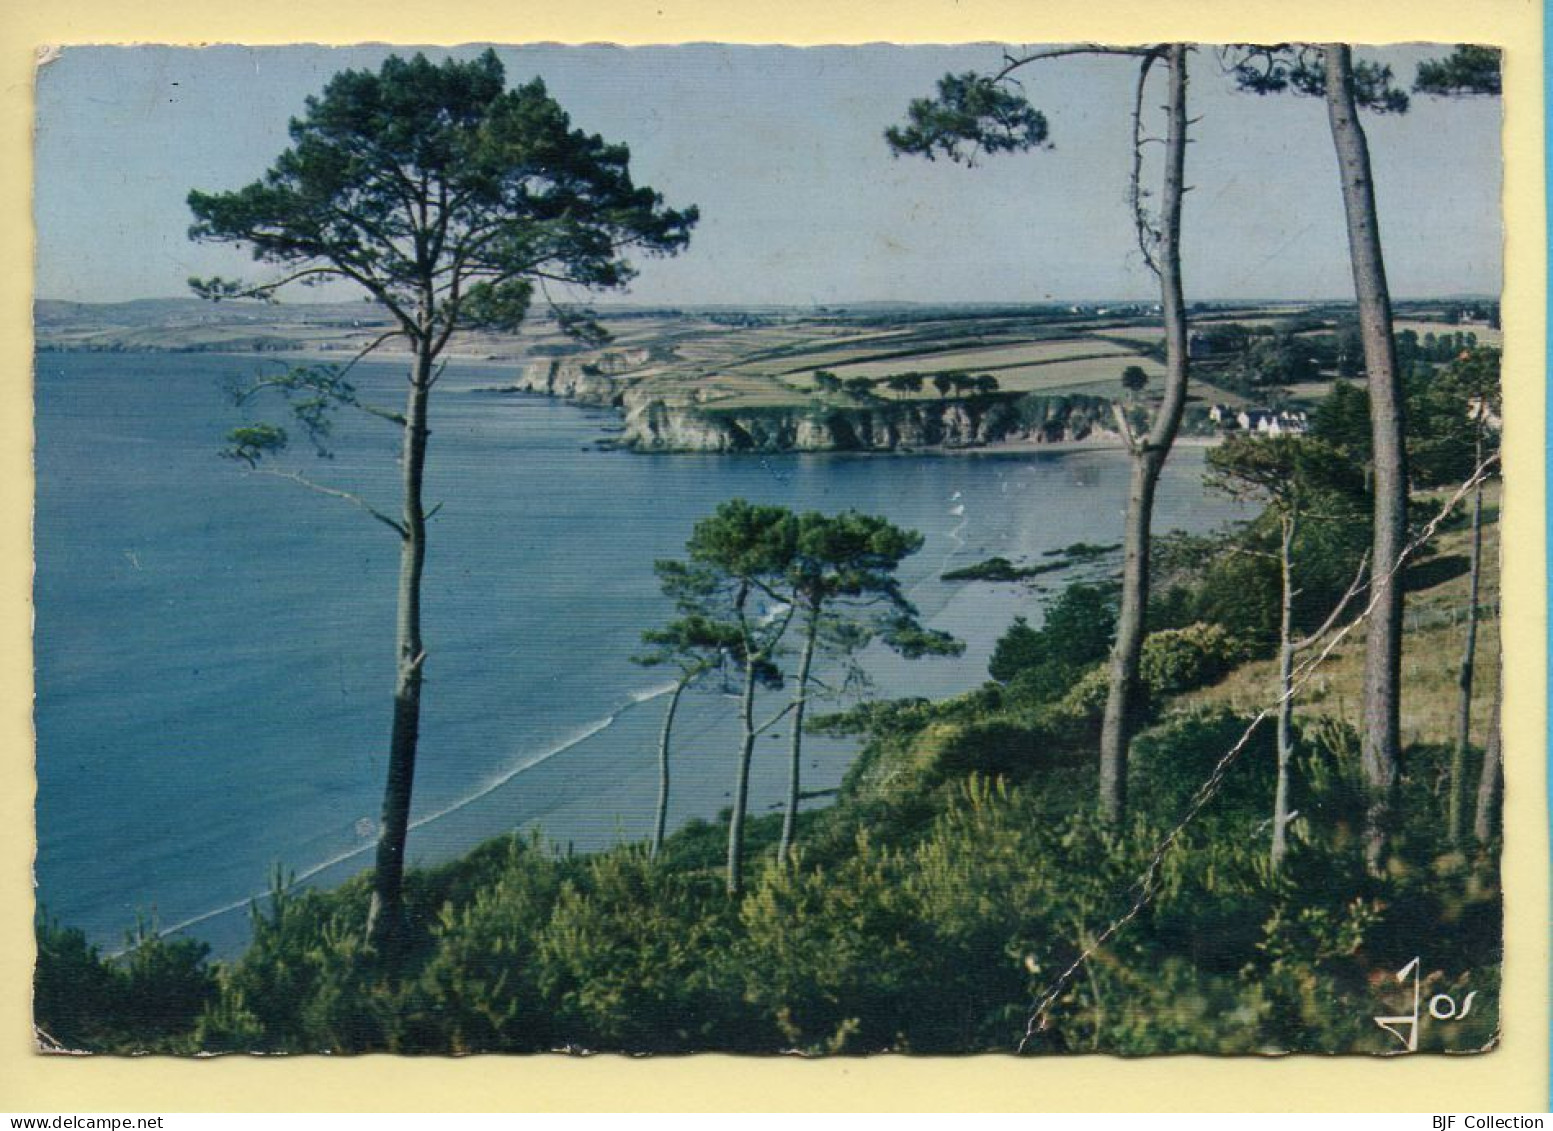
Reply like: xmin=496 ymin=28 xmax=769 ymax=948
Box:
xmin=1181 ymin=482 xmax=1501 ymax=749
xmin=35 ymin=298 xmax=1498 ymax=418
xmin=1392 ymin=319 xmax=1503 ymax=348
xmin=603 ymin=310 xmax=1229 ymax=411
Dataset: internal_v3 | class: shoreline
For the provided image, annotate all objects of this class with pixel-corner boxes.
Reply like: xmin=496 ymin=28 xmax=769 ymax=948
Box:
xmin=40 ymin=346 xmax=1229 ymax=459
xmin=941 ymin=432 xmax=1222 ymax=457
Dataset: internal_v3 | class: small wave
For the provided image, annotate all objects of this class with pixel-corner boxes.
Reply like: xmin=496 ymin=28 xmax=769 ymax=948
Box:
xmin=949 ymin=503 xmax=965 ymax=516
xmin=631 ymin=681 xmax=680 ymax=704
xmin=131 ymin=684 xmax=677 ymax=949
xmin=409 ymin=714 xmax=620 ymax=830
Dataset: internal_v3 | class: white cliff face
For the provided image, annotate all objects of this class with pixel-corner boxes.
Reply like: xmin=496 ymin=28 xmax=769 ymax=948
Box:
xmin=618 ymin=395 xmax=1116 ymax=453
xmin=505 ymin=348 xmax=652 ymax=405
xmin=496 ymin=349 xmax=1123 ymax=453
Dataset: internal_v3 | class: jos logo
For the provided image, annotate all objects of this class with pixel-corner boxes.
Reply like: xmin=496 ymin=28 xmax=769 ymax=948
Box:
xmin=1374 ymin=957 xmax=1478 ymax=1052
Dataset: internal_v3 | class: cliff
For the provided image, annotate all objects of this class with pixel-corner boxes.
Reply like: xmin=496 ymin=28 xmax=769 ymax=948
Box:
xmin=503 ymin=349 xmax=650 ymax=406
xmin=495 ymin=350 xmax=1146 ymax=454
xmin=618 ymin=391 xmax=1121 ymax=453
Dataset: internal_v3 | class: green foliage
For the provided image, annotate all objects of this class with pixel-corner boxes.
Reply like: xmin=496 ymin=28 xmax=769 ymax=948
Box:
xmin=1130 ymin=709 xmax=1276 ymax=826
xmin=1309 ymin=379 xmax=1373 ymax=463
xmin=1312 ymin=349 xmax=1501 ymax=489
xmin=1207 ymin=433 xmax=1365 ymax=513
xmin=988 ymin=582 xmax=1117 ymax=683
xmin=188 ymin=52 xmax=696 ymax=322
xmin=534 ymin=850 xmax=754 ymax=1051
xmin=44 ymin=477 xmax=1501 ymax=1057
xmin=191 ymin=49 xmax=697 ymax=467
xmin=48 ymin=701 xmax=1501 ymax=1056
xmin=34 ymin=913 xmax=122 ymax=1051
xmin=1224 ymin=45 xmax=1410 ymax=114
xmin=988 ymin=616 xmax=1043 ymax=683
xmin=1409 ymin=346 xmax=1501 ymax=487
xmin=635 ymin=608 xmax=745 ymax=685
xmin=885 ymin=72 xmax=1050 ymax=165
xmin=1240 ymin=334 xmax=1319 ymax=387
xmin=1160 ymin=478 xmax=1369 ymax=652
xmin=222 ymin=423 xmax=290 ymax=467
xmin=813 ymin=370 xmax=842 ymax=394
xmin=34 ymin=911 xmax=217 ymax=1053
xmin=1414 ymin=45 xmax=1502 ymax=97
xmin=686 ymin=498 xmax=798 ymax=582
xmin=1139 ymin=623 xmax=1251 ymax=697
xmin=408 ymin=840 xmax=563 ymax=1052
xmin=739 ymin=837 xmax=931 ymax=1052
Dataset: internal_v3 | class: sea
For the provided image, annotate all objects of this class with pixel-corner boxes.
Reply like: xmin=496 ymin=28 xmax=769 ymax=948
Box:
xmin=33 ymin=351 xmax=1245 ymax=955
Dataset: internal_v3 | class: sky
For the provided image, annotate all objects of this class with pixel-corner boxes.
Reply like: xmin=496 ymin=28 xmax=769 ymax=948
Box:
xmin=32 ymin=43 xmax=1503 ymax=306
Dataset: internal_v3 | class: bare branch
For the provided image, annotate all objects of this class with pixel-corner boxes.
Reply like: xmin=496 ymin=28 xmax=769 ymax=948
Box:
xmin=753 ymin=701 xmax=797 ymax=737
xmin=1292 ymin=549 xmax=1371 ymax=653
xmin=254 ymin=469 xmax=407 ymax=537
xmin=992 ymin=43 xmax=1156 ymax=84
xmin=335 ymin=330 xmax=412 ymax=424
xmin=1128 ymin=49 xmax=1163 ymax=276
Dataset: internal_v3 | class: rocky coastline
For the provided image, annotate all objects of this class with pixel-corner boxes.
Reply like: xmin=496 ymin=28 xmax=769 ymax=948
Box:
xmin=494 ymin=353 xmax=1133 ymax=454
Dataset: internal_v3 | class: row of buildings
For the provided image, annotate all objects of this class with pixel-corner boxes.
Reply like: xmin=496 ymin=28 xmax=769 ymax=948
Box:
xmin=1207 ymin=404 xmax=1311 ymax=436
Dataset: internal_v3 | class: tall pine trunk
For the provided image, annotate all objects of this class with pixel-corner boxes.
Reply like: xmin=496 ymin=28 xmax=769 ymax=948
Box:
xmin=1272 ymin=512 xmax=1298 ymax=871
xmin=366 ymin=344 xmax=432 ymax=948
xmin=1449 ymin=435 xmax=1485 ymax=845
xmin=652 ymin=676 xmax=689 ymax=859
xmin=1098 ymin=43 xmax=1191 ymax=823
xmin=726 ymin=584 xmax=758 ymax=897
xmin=1473 ymin=673 xmax=1502 ymax=846
xmin=780 ymin=604 xmax=820 ymax=861
xmin=1323 ymin=44 xmax=1407 ymax=874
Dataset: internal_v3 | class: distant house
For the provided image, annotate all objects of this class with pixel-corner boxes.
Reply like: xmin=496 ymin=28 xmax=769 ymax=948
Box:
xmin=1229 ymin=408 xmax=1309 ymax=436
xmin=1208 ymin=403 xmax=1236 ymax=426
xmin=1188 ymin=332 xmax=1214 ymax=359
xmin=1271 ymin=410 xmax=1310 ymax=436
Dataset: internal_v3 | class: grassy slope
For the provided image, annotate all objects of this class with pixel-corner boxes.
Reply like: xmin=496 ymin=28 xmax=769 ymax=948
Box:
xmin=36 ymin=480 xmax=1504 ymax=1056
xmin=1178 ymin=483 xmax=1501 ymax=750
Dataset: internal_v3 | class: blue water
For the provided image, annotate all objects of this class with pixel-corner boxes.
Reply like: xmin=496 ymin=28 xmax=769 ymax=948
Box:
xmin=34 ymin=351 xmax=1244 ymax=953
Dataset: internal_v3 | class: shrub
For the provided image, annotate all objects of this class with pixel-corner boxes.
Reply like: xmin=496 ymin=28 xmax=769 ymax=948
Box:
xmin=988 ymin=583 xmax=1117 ymax=683
xmin=406 ymin=840 xmax=564 ymax=1052
xmin=1129 ymin=708 xmax=1276 ymax=827
xmin=738 ymin=835 xmax=930 ymax=1052
xmin=534 ymin=849 xmax=754 ymax=1051
xmin=1140 ymin=622 xmax=1251 ymax=697
xmin=34 ymin=914 xmax=121 ymax=1051
xmin=33 ymin=911 xmax=217 ymax=1053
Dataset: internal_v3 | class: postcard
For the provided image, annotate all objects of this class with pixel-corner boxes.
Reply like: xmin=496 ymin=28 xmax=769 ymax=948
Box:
xmin=5 ymin=0 xmax=1546 ymax=1114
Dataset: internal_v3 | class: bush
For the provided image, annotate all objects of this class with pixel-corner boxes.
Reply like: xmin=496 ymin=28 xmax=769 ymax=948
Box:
xmin=533 ymin=850 xmax=754 ymax=1051
xmin=739 ymin=836 xmax=930 ymax=1052
xmin=988 ymin=583 xmax=1116 ymax=683
xmin=34 ymin=914 xmax=121 ymax=1051
xmin=1140 ymin=622 xmax=1251 ymax=697
xmin=34 ymin=911 xmax=217 ymax=1053
xmin=1129 ymin=708 xmax=1276 ymax=827
xmin=407 ymin=839 xmax=564 ymax=1052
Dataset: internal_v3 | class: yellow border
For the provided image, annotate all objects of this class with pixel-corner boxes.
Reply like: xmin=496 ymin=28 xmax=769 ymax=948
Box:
xmin=0 ymin=0 xmax=1544 ymax=1113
